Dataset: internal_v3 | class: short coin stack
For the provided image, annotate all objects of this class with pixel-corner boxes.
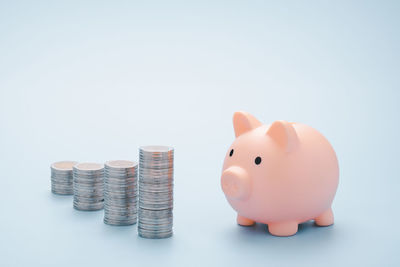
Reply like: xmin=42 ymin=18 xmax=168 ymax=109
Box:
xmin=51 ymin=161 xmax=77 ymax=195
xmin=104 ymin=160 xmax=138 ymax=226
xmin=138 ymin=146 xmax=174 ymax=239
xmin=73 ymin=163 xmax=104 ymax=211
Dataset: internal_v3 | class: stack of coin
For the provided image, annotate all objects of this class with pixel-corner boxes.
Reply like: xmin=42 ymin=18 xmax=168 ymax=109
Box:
xmin=50 ymin=161 xmax=77 ymax=195
xmin=73 ymin=163 xmax=104 ymax=211
xmin=138 ymin=146 xmax=174 ymax=239
xmin=104 ymin=160 xmax=138 ymax=226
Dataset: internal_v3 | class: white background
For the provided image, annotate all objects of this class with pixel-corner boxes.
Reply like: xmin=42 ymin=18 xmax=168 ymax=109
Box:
xmin=0 ymin=1 xmax=399 ymax=266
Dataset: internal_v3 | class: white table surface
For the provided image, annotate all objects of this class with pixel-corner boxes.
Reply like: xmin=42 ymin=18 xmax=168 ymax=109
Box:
xmin=1 ymin=1 xmax=399 ymax=266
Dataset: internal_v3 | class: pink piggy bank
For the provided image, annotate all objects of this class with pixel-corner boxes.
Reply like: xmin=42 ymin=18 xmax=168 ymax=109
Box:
xmin=221 ymin=111 xmax=339 ymax=236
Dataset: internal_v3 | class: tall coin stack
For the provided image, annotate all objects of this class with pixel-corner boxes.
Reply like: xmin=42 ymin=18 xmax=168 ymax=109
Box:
xmin=51 ymin=161 xmax=77 ymax=195
xmin=138 ymin=146 xmax=174 ymax=239
xmin=104 ymin=160 xmax=138 ymax=226
xmin=73 ymin=163 xmax=104 ymax=211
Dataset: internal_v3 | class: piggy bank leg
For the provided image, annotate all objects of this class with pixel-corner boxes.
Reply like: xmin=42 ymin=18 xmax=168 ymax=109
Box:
xmin=314 ymin=208 xmax=334 ymax=226
xmin=268 ymin=222 xmax=298 ymax=236
xmin=237 ymin=214 xmax=255 ymax=226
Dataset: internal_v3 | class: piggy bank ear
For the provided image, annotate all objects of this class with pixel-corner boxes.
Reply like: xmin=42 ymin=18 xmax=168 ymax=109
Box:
xmin=233 ymin=111 xmax=262 ymax=137
xmin=266 ymin=121 xmax=298 ymax=152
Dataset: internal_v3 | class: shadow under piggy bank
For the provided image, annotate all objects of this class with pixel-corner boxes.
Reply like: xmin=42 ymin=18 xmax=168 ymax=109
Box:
xmin=225 ymin=221 xmax=337 ymax=254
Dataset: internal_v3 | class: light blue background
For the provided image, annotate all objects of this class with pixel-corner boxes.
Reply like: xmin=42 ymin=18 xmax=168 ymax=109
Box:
xmin=0 ymin=1 xmax=399 ymax=266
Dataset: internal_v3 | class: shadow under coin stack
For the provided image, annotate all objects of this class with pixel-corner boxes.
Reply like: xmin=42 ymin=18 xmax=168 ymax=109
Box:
xmin=138 ymin=146 xmax=174 ymax=239
xmin=104 ymin=160 xmax=138 ymax=226
xmin=51 ymin=161 xmax=77 ymax=195
xmin=73 ymin=163 xmax=105 ymax=211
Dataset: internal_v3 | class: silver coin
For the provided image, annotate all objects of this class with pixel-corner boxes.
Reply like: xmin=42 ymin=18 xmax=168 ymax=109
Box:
xmin=50 ymin=161 xmax=77 ymax=195
xmin=138 ymin=146 xmax=174 ymax=239
xmin=73 ymin=201 xmax=104 ymax=211
xmin=103 ymin=160 xmax=138 ymax=226
xmin=73 ymin=162 xmax=104 ymax=211
xmin=138 ymin=228 xmax=173 ymax=239
xmin=104 ymin=217 xmax=137 ymax=226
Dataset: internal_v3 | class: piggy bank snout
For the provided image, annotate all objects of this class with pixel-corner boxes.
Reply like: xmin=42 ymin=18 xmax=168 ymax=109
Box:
xmin=221 ymin=166 xmax=251 ymax=200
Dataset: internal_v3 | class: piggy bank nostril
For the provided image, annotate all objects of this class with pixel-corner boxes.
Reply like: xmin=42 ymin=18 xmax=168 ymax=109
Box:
xmin=221 ymin=167 xmax=251 ymax=200
xmin=223 ymin=179 xmax=236 ymax=190
xmin=231 ymin=184 xmax=238 ymax=193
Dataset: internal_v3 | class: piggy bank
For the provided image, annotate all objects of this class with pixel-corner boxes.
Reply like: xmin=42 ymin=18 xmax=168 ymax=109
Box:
xmin=221 ymin=111 xmax=339 ymax=236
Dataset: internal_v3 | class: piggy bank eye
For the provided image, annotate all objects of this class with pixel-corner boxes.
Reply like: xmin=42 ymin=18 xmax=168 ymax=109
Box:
xmin=229 ymin=149 xmax=234 ymax=157
xmin=254 ymin=156 xmax=262 ymax=165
